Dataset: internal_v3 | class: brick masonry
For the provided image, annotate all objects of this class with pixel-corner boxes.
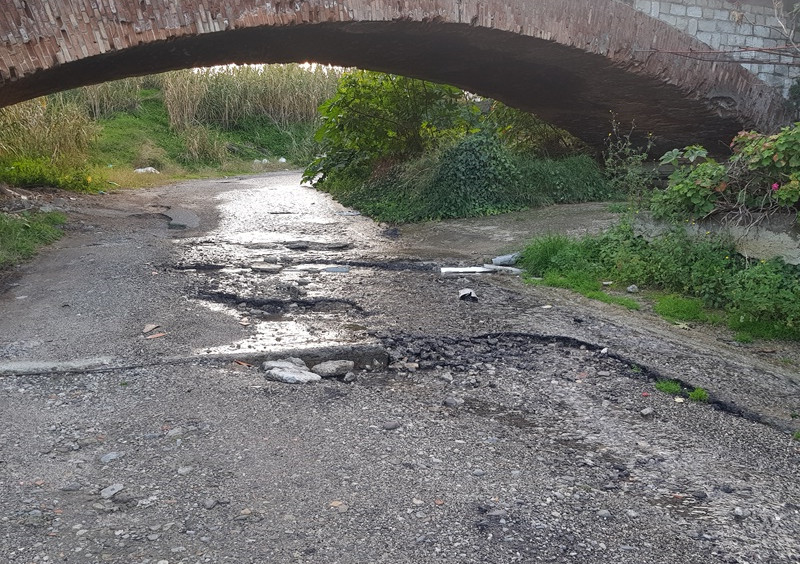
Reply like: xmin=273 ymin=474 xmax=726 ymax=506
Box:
xmin=631 ymin=0 xmax=799 ymax=96
xmin=0 ymin=0 xmax=792 ymax=150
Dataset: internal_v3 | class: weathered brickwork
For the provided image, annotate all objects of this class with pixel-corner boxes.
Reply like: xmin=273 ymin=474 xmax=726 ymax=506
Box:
xmin=0 ymin=0 xmax=792 ymax=150
xmin=633 ymin=0 xmax=799 ymax=95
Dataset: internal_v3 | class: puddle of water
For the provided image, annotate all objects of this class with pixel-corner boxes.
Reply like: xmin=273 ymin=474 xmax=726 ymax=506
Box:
xmin=195 ymin=301 xmax=359 ymax=355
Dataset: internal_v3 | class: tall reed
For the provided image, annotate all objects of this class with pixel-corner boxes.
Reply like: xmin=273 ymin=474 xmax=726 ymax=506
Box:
xmin=0 ymin=96 xmax=96 ymax=168
xmin=192 ymin=64 xmax=340 ymax=129
xmin=66 ymin=77 xmax=143 ymax=119
xmin=162 ymin=69 xmax=209 ymax=131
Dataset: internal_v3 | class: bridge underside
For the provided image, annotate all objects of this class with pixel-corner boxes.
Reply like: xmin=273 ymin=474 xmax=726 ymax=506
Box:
xmin=0 ymin=20 xmax=784 ymax=151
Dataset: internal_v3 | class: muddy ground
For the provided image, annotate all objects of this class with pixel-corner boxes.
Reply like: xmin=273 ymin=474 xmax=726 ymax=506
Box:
xmin=0 ymin=172 xmax=798 ymax=563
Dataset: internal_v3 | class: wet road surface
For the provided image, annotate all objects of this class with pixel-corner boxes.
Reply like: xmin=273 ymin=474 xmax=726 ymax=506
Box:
xmin=0 ymin=172 xmax=799 ymax=563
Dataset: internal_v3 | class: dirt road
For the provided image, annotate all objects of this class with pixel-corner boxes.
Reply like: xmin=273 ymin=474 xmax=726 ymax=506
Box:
xmin=1 ymin=172 xmax=798 ymax=563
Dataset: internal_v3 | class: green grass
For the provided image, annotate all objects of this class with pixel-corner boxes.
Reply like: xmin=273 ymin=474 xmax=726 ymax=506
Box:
xmin=0 ymin=211 xmax=66 ymax=268
xmin=793 ymin=430 xmax=800 ymax=441
xmin=654 ymin=295 xmax=710 ymax=322
xmin=689 ymin=387 xmax=709 ymax=402
xmin=518 ymin=221 xmax=800 ymax=340
xmin=655 ymin=380 xmax=683 ymax=395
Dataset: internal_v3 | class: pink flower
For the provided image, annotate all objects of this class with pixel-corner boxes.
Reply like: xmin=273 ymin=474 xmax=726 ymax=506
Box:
xmin=772 ymin=183 xmax=780 ymax=191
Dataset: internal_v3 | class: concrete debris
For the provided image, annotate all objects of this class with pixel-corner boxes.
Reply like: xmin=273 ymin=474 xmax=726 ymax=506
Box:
xmin=458 ymin=288 xmax=478 ymax=302
xmin=311 ymin=360 xmax=355 ymax=377
xmin=262 ymin=358 xmax=321 ymax=384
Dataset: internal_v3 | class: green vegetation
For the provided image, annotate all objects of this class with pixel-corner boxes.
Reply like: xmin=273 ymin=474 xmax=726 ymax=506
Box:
xmin=688 ymin=387 xmax=709 ymax=402
xmin=305 ymin=70 xmax=614 ymax=223
xmin=0 ymin=65 xmax=340 ymax=192
xmin=793 ymin=430 xmax=800 ymax=441
xmin=653 ymin=295 xmax=715 ymax=323
xmin=518 ymin=221 xmax=800 ymax=340
xmin=653 ymin=126 xmax=800 ymax=220
xmin=0 ymin=211 xmax=66 ymax=268
xmin=655 ymin=379 xmax=683 ymax=395
xmin=0 ymin=96 xmax=98 ymax=191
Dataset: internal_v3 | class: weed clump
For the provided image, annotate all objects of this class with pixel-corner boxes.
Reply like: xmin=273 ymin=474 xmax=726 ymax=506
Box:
xmin=655 ymin=380 xmax=683 ymax=395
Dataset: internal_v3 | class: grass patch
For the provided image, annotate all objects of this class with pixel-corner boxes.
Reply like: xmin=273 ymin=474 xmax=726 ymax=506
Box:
xmin=688 ymin=387 xmax=709 ymax=402
xmin=654 ymin=295 xmax=709 ymax=322
xmin=793 ymin=431 xmax=800 ymax=441
xmin=655 ymin=379 xmax=683 ymax=395
xmin=0 ymin=211 xmax=66 ymax=268
xmin=518 ymin=221 xmax=800 ymax=340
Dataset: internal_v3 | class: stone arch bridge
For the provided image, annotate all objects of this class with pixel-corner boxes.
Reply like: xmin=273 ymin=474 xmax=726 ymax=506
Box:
xmin=0 ymin=0 xmax=793 ymax=150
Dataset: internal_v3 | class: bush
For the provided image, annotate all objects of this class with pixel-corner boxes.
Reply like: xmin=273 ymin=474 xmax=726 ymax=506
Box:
xmin=727 ymin=259 xmax=800 ymax=330
xmin=513 ymin=155 xmax=615 ymax=205
xmin=520 ymin=220 xmax=800 ymax=339
xmin=305 ymin=70 xmax=476 ymax=186
xmin=654 ymin=127 xmax=800 ymax=221
xmin=424 ymin=133 xmax=522 ymax=219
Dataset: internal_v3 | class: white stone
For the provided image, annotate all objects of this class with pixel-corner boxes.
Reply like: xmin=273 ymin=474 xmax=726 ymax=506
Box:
xmin=311 ymin=360 xmax=355 ymax=377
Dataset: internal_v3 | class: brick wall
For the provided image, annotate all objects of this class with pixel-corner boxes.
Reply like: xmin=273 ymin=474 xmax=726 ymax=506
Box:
xmin=632 ymin=0 xmax=798 ymax=95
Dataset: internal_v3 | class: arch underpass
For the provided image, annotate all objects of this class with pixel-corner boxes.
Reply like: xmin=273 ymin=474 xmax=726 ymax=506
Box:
xmin=0 ymin=0 xmax=792 ymax=150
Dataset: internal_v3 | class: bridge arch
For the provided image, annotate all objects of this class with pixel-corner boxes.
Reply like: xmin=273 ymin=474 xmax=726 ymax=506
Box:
xmin=0 ymin=0 xmax=791 ymax=150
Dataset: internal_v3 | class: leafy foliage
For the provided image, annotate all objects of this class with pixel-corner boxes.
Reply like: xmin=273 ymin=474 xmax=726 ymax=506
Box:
xmin=305 ymin=71 xmax=477 ymax=185
xmin=519 ymin=221 xmax=800 ymax=339
xmin=306 ymin=71 xmax=613 ymax=222
xmin=653 ymin=125 xmax=800 ymax=220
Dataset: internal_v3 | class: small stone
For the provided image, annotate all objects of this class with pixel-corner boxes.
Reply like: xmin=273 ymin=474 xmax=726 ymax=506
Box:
xmin=343 ymin=372 xmax=357 ymax=383
xmin=311 ymin=360 xmax=355 ymax=378
xmin=166 ymin=427 xmax=184 ymax=438
xmin=640 ymin=407 xmax=655 ymax=418
xmin=60 ymin=482 xmax=81 ymax=492
xmin=147 ymin=533 xmax=161 ymax=541
xmin=177 ymin=466 xmax=193 ymax=476
xmin=100 ymin=484 xmax=124 ymax=499
xmin=443 ymin=396 xmax=464 ymax=408
xmin=203 ymin=499 xmax=218 ymax=510
xmin=487 ymin=509 xmax=507 ymax=517
xmin=100 ymin=452 xmax=123 ymax=464
xmin=692 ymin=490 xmax=708 ymax=500
xmin=262 ymin=360 xmax=321 ymax=384
xmin=472 ymin=469 xmax=486 ymax=477
xmin=733 ymin=506 xmax=748 ymax=519
xmin=383 ymin=421 xmax=401 ymax=431
xmin=626 ymin=509 xmax=640 ymax=518
xmin=412 ymin=498 xmax=424 ymax=506
xmin=597 ymin=509 xmax=612 ymax=519
xmin=597 ymin=371 xmax=611 ymax=377
xmin=626 ymin=284 xmax=639 ymax=293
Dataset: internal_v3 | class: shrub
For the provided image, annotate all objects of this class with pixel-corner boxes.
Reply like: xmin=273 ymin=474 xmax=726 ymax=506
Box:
xmin=305 ymin=70 xmax=476 ymax=185
xmin=654 ymin=126 xmax=800 ymax=220
xmin=602 ymin=116 xmax=656 ymax=204
xmin=425 ymin=133 xmax=522 ymax=219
